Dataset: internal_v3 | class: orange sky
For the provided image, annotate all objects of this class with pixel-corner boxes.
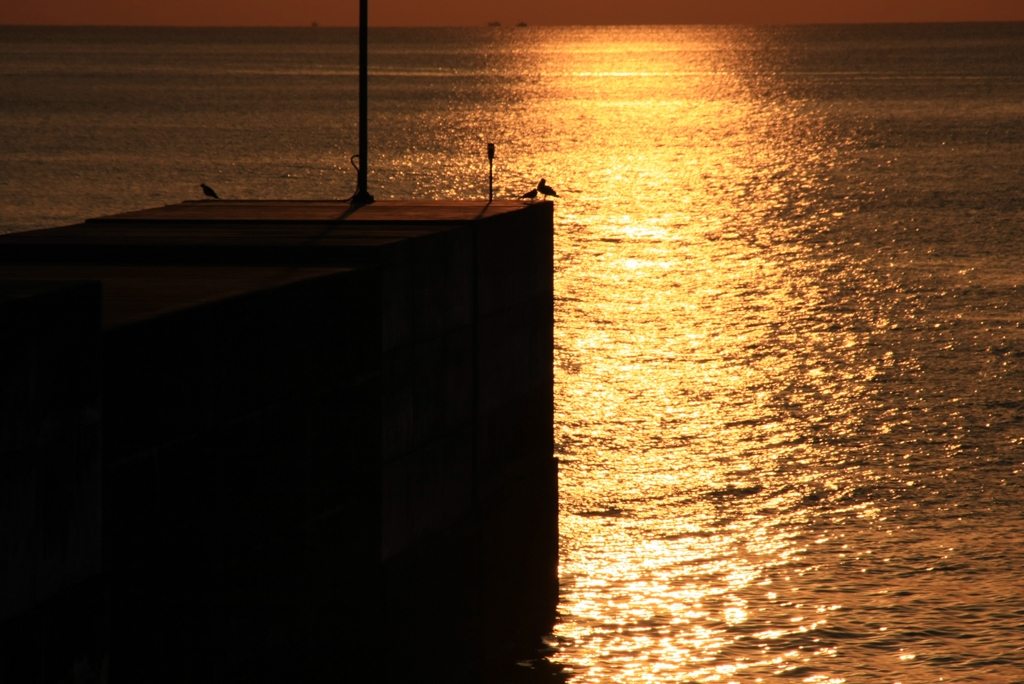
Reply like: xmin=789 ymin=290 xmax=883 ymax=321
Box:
xmin=3 ymin=0 xmax=1024 ymax=27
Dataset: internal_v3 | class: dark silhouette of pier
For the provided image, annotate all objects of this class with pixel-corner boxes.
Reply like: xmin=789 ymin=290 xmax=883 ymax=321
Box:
xmin=0 ymin=200 xmax=557 ymax=684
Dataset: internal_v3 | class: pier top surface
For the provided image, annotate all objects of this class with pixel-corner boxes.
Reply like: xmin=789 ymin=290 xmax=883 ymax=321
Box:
xmin=0 ymin=200 xmax=551 ymax=250
xmin=86 ymin=199 xmax=538 ymax=224
xmin=0 ymin=200 xmax=552 ymax=328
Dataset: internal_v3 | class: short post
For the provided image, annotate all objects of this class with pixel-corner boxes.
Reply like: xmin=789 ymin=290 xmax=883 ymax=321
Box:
xmin=487 ymin=143 xmax=495 ymax=202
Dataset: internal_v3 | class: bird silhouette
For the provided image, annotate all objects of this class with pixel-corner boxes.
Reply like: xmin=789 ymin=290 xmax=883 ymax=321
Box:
xmin=200 ymin=183 xmax=220 ymax=200
xmin=519 ymin=188 xmax=539 ymax=200
xmin=537 ymin=178 xmax=559 ymax=199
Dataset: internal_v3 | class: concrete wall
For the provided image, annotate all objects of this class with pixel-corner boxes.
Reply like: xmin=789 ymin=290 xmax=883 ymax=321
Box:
xmin=0 ymin=281 xmax=106 ymax=684
xmin=0 ymin=201 xmax=557 ymax=683
xmin=378 ymin=207 xmax=557 ymax=680
xmin=97 ymin=267 xmax=382 ymax=684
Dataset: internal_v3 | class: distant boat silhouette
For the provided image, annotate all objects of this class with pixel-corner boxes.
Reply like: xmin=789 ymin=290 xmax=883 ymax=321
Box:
xmin=200 ymin=183 xmax=220 ymax=200
xmin=311 ymin=21 xmax=318 ymax=27
xmin=516 ymin=21 xmax=527 ymax=27
xmin=488 ymin=21 xmax=501 ymax=27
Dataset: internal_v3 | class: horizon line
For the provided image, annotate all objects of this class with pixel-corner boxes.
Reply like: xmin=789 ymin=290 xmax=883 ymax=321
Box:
xmin=3 ymin=19 xmax=1024 ymax=28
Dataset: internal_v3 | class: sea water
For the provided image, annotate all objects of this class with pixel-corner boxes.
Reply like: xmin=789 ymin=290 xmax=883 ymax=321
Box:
xmin=3 ymin=23 xmax=1024 ymax=683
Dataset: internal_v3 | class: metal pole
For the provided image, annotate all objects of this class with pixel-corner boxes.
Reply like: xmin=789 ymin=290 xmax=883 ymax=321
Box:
xmin=352 ymin=0 xmax=374 ymax=205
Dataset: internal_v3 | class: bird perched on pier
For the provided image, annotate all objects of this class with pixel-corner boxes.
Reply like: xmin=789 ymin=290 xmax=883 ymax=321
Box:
xmin=519 ymin=188 xmax=539 ymax=201
xmin=200 ymin=183 xmax=220 ymax=200
xmin=537 ymin=178 xmax=559 ymax=199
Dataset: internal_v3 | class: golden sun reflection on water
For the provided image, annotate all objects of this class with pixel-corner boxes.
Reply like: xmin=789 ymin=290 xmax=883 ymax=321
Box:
xmin=530 ymin=28 xmax=886 ymax=683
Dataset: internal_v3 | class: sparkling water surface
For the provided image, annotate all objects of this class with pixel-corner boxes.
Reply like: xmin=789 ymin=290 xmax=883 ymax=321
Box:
xmin=3 ymin=23 xmax=1024 ymax=683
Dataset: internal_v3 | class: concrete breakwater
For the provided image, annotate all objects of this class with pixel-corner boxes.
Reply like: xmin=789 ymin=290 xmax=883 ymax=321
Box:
xmin=0 ymin=200 xmax=557 ymax=683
